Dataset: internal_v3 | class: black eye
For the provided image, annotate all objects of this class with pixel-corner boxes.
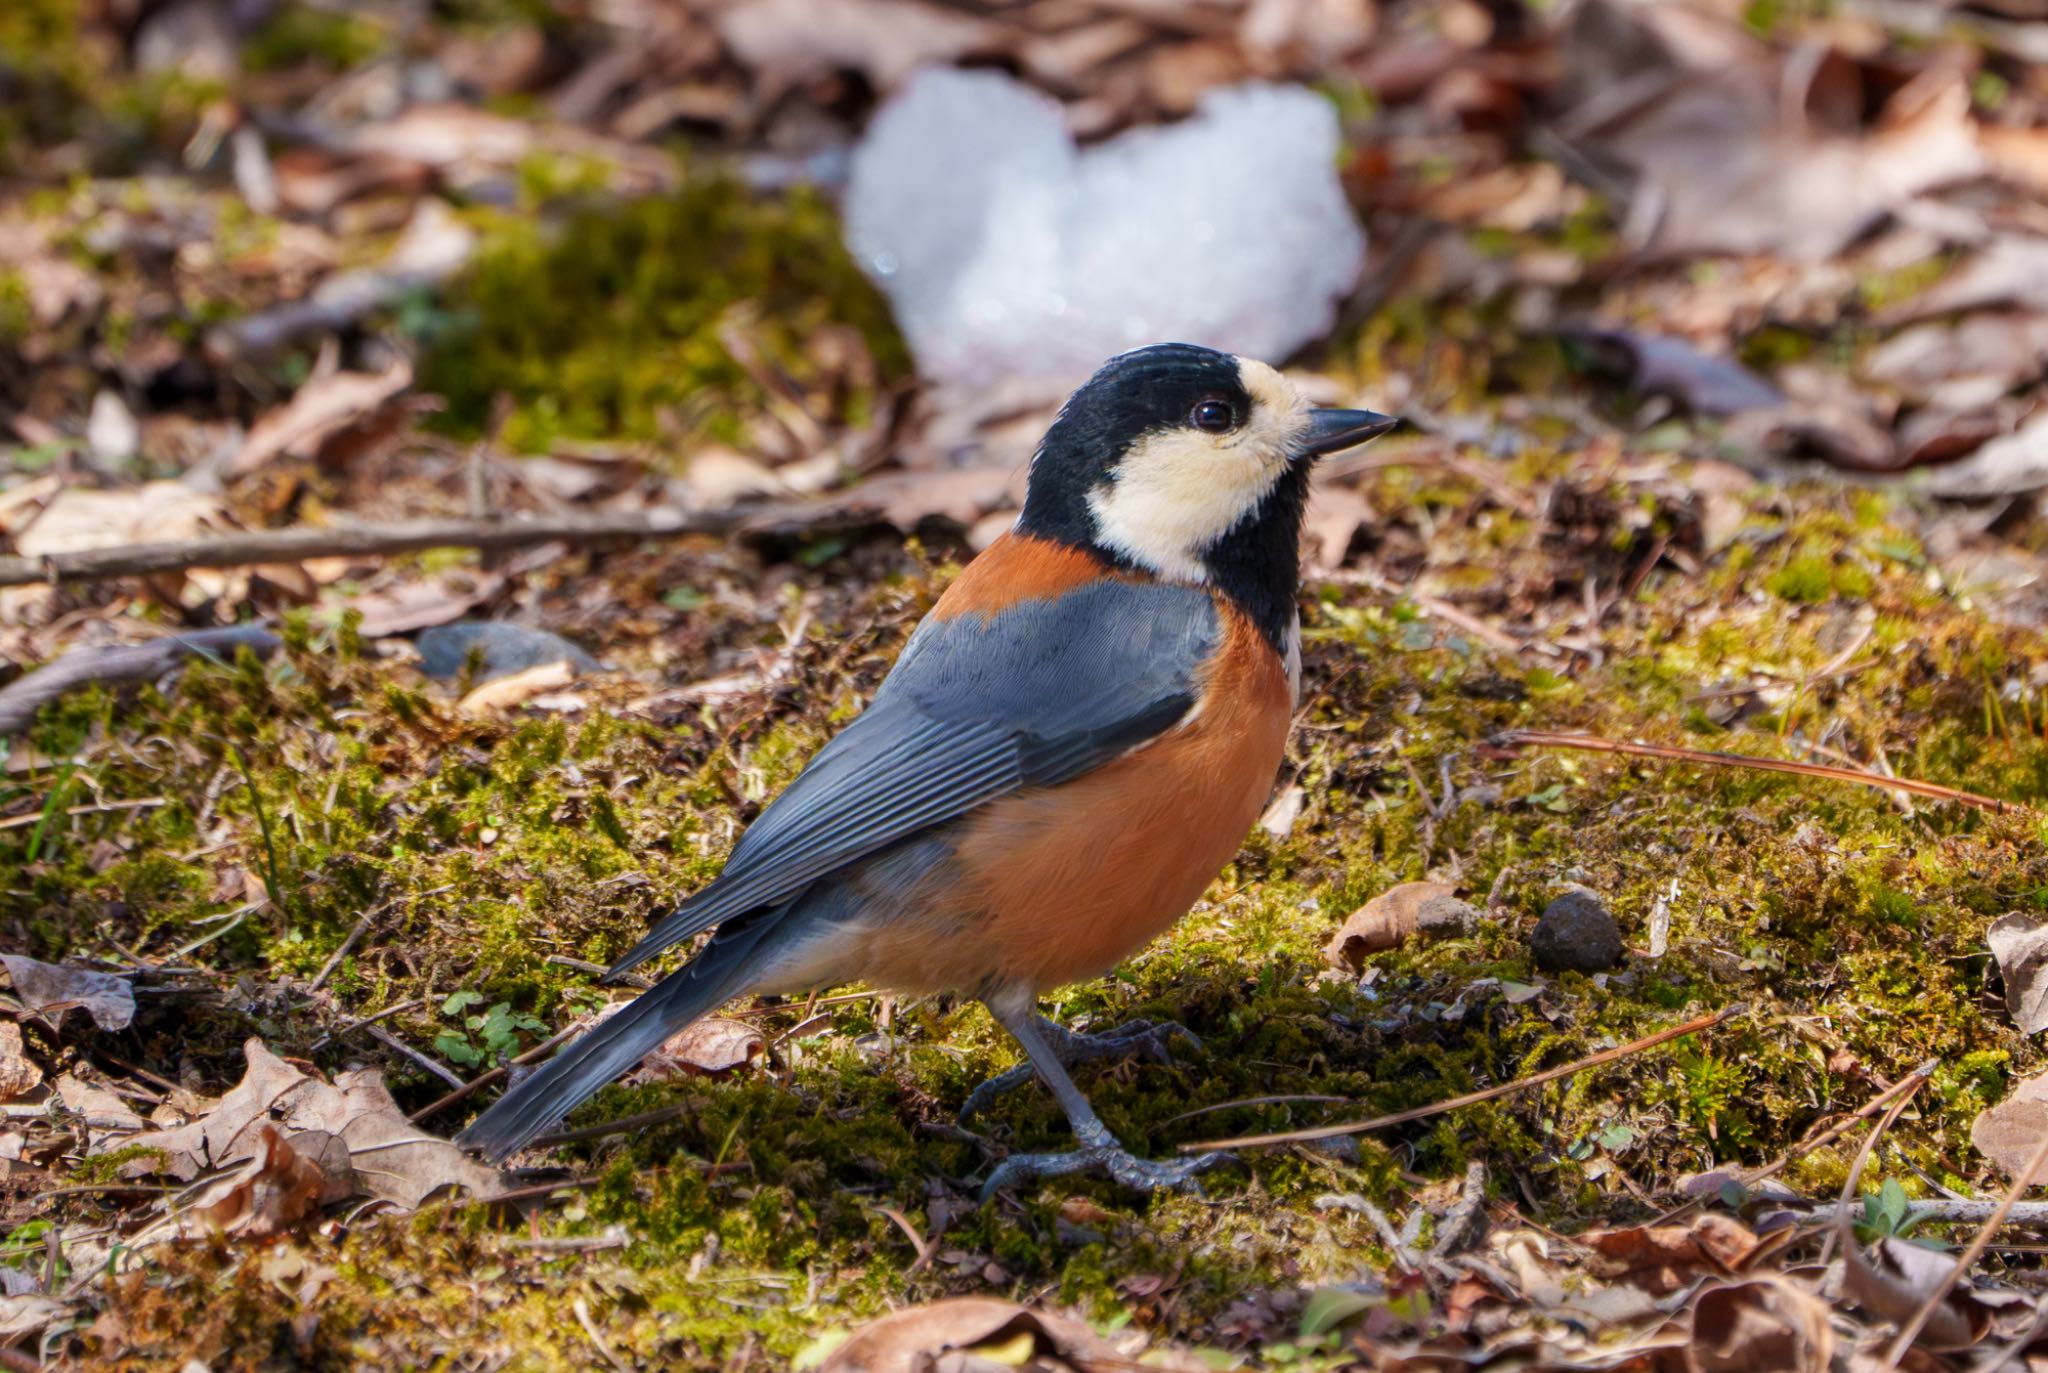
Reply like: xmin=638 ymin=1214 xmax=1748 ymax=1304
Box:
xmin=1190 ymin=399 xmax=1236 ymax=433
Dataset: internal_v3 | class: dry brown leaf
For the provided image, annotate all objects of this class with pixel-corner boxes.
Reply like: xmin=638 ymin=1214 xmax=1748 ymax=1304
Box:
xmin=1970 ymin=1069 xmax=2048 ymax=1186
xmin=345 ymin=572 xmax=507 ymax=638
xmin=1687 ymin=1279 xmax=1834 ymax=1373
xmin=639 ymin=1018 xmax=767 ymax=1080
xmin=174 ymin=1123 xmax=344 ymax=1240
xmin=1565 ymin=7 xmax=1982 ymax=262
xmin=1886 ymin=236 xmax=2048 ymax=324
xmin=1325 ymin=882 xmax=1478 ymax=971
xmin=820 ymin=1297 xmax=1158 ymax=1373
xmin=1258 ymin=784 xmax=1306 ymax=841
xmin=1988 ymin=911 xmax=2048 ymax=1034
xmin=1866 ymin=314 xmax=2048 ymax=410
xmin=457 ymin=660 xmax=580 ymax=714
xmin=1980 ymin=123 xmax=2048 ymax=197
xmin=1 ymin=954 xmax=135 ymax=1031
xmin=344 ymin=104 xmax=536 ymax=168
xmin=714 ymin=0 xmax=998 ymax=94
xmin=12 ymin=482 xmax=229 ymax=560
xmin=55 ymin=1072 xmax=147 ymax=1136
xmin=0 ymin=1293 xmax=76 ymax=1342
xmin=1908 ymin=410 xmax=2048 ymax=499
xmin=229 ymin=359 xmax=413 ymax=477
xmin=1841 ymin=1235 xmax=1996 ymax=1352
xmin=1303 ymin=481 xmax=1374 ymax=570
xmin=110 ymin=1038 xmax=500 ymax=1212
xmin=828 ymin=464 xmax=1021 ymax=533
xmin=0 ymin=1022 xmax=42 ymax=1101
xmin=1583 ymin=1214 xmax=1779 ymax=1293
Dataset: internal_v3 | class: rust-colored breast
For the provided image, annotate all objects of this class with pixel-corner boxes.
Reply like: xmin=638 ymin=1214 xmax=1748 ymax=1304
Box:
xmin=850 ymin=594 xmax=1294 ymax=996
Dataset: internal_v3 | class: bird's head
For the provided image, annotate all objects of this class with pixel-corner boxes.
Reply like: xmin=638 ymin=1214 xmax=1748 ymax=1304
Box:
xmin=1018 ymin=344 xmax=1395 ymax=638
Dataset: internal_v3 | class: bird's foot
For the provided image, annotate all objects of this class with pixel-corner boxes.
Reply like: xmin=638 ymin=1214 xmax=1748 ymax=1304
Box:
xmin=958 ymin=1017 xmax=1200 ymax=1125
xmin=979 ymin=1142 xmax=1228 ymax=1201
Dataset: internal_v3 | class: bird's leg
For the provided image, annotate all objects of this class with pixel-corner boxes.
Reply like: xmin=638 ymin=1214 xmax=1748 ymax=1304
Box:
xmin=973 ymin=996 xmax=1225 ymax=1200
xmin=958 ymin=1013 xmax=1200 ymax=1125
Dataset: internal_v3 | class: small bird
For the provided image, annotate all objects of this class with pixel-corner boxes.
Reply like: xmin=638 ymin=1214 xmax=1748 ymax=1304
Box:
xmin=458 ymin=343 xmax=1396 ymax=1193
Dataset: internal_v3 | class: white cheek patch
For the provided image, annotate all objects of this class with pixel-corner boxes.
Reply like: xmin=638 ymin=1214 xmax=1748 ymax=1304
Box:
xmin=1085 ymin=356 xmax=1315 ymax=583
xmin=1087 ymin=429 xmax=1284 ymax=581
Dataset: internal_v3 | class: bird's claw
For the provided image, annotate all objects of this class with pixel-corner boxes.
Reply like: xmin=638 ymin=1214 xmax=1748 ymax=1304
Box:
xmin=1079 ymin=1017 xmax=1202 ymax=1065
xmin=957 ymin=1018 xmax=1202 ymax=1125
xmin=979 ymin=1144 xmax=1228 ymax=1201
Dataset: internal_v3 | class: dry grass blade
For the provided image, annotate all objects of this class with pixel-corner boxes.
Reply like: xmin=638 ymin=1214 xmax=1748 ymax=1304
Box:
xmin=1183 ymin=1005 xmax=1742 ymax=1151
xmin=572 ymin=1296 xmax=632 ymax=1373
xmin=1822 ymin=1068 xmax=1930 ymax=1267
xmin=1882 ymin=1121 xmax=2048 ymax=1364
xmin=1498 ymin=731 xmax=2024 ymax=814
xmin=1655 ymin=1060 xmax=1937 ymax=1226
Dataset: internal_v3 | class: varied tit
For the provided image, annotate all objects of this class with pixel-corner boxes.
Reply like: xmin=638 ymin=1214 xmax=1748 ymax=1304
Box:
xmin=459 ymin=342 xmax=1396 ymax=1194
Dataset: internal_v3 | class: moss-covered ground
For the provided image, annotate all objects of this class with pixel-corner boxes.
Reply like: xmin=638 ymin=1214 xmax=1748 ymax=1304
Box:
xmin=4 ymin=5 xmax=2047 ymax=1364
xmin=6 ymin=443 xmax=2044 ymax=1366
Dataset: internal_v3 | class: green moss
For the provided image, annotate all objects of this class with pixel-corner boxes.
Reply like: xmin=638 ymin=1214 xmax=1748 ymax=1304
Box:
xmin=34 ymin=449 xmax=2048 ymax=1365
xmin=418 ymin=179 xmax=908 ymax=452
xmin=241 ymin=4 xmax=387 ymax=72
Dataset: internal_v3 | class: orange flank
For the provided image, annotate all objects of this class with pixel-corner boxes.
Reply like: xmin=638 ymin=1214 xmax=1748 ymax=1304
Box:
xmin=847 ymin=600 xmax=1293 ymax=995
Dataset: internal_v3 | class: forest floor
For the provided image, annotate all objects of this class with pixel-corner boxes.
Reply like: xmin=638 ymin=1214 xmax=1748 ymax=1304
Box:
xmin=5 ymin=1 xmax=2048 ymax=1370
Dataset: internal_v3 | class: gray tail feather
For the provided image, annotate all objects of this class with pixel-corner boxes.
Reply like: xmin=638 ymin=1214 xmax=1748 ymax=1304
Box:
xmin=457 ymin=916 xmax=780 ymax=1162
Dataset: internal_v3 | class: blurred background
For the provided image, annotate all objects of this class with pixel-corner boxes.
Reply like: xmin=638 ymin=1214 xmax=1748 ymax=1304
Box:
xmin=3 ymin=0 xmax=2046 ymax=656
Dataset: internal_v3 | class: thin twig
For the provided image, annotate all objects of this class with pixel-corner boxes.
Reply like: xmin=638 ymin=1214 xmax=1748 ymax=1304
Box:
xmin=1496 ymin=730 xmax=2023 ymax=814
xmin=0 ymin=505 xmax=863 ymax=591
xmin=1884 ymin=1124 xmax=2048 ymax=1364
xmin=366 ymin=1023 xmax=464 ymax=1090
xmin=309 ymin=902 xmax=385 ymax=993
xmin=1183 ymin=1004 xmax=1744 ymax=1151
xmin=529 ymin=1104 xmax=690 ymax=1149
xmin=310 ymin=997 xmax=424 ymax=1052
xmin=408 ymin=1021 xmax=582 ymax=1122
xmin=1161 ymin=1093 xmax=1350 ymax=1127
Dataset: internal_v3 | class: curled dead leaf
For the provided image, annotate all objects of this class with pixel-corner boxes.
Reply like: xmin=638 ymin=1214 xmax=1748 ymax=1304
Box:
xmin=1325 ymin=882 xmax=1479 ymax=971
xmin=457 ymin=660 xmax=581 ymax=714
xmin=1 ymin=954 xmax=135 ymax=1032
xmin=639 ymin=1018 xmax=767 ymax=1080
xmin=1841 ymin=1234 xmax=1995 ymax=1353
xmin=228 ymin=359 xmax=414 ymax=478
xmin=1583 ymin=1214 xmax=1783 ymax=1293
xmin=0 ymin=1293 xmax=76 ymax=1342
xmin=1687 ymin=1279 xmax=1834 ymax=1373
xmin=1989 ymin=911 xmax=2048 ymax=1034
xmin=1970 ymin=1069 xmax=2048 ymax=1187
xmin=0 ymin=1021 xmax=43 ymax=1101
xmin=172 ymin=1123 xmax=342 ymax=1241
xmin=819 ymin=1297 xmax=1152 ymax=1373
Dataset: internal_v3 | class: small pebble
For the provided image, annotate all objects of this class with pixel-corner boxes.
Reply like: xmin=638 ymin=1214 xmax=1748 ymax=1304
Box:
xmin=1531 ymin=888 xmax=1623 ymax=972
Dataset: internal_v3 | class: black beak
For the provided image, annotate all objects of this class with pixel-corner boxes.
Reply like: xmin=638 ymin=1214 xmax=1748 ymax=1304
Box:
xmin=1301 ymin=407 xmax=1399 ymax=458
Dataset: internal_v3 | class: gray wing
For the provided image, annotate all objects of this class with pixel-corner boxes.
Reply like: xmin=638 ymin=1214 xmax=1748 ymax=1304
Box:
xmin=608 ymin=578 xmax=1219 ymax=975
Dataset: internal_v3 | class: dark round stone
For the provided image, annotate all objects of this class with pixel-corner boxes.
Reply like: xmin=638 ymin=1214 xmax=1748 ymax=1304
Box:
xmin=1531 ymin=888 xmax=1624 ymax=972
